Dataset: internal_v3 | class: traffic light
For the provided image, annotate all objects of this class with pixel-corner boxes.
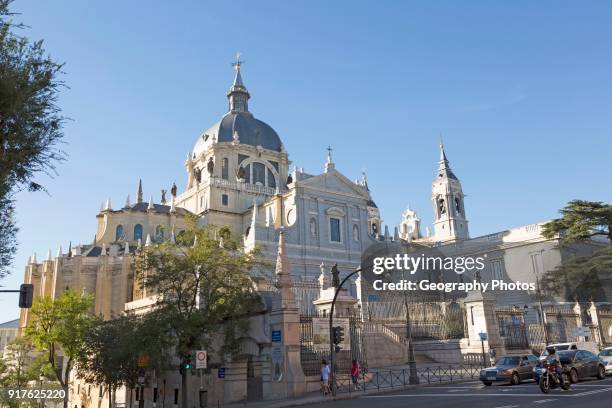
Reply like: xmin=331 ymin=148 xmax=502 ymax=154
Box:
xmin=332 ymin=326 xmax=344 ymax=352
xmin=18 ymin=284 xmax=34 ymax=308
xmin=179 ymin=352 xmax=192 ymax=374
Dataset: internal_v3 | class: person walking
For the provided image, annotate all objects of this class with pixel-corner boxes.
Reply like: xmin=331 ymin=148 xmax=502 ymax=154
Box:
xmin=351 ymin=360 xmax=360 ymax=390
xmin=321 ymin=359 xmax=331 ymax=395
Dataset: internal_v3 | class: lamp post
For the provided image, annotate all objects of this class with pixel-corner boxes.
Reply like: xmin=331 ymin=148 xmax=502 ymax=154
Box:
xmin=401 ymin=269 xmax=419 ymax=384
xmin=534 ymin=273 xmax=550 ymax=345
xmin=328 ymin=265 xmax=361 ymax=397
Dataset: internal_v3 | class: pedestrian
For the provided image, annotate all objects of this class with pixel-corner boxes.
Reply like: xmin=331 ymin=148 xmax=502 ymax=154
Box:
xmin=351 ymin=359 xmax=360 ymax=390
xmin=321 ymin=359 xmax=331 ymax=395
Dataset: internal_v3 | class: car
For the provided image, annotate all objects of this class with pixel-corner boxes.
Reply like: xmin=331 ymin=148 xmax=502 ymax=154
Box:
xmin=538 ymin=342 xmax=599 ymax=361
xmin=535 ymin=349 xmax=606 ymax=384
xmin=598 ymin=347 xmax=612 ymax=375
xmin=479 ymin=354 xmax=539 ymax=386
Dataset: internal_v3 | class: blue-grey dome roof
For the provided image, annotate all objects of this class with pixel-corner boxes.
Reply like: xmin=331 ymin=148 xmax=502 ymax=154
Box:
xmin=192 ymin=65 xmax=283 ymax=158
xmin=193 ymin=112 xmax=282 ymax=157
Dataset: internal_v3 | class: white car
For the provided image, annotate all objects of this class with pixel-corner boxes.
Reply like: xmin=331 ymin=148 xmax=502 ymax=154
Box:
xmin=598 ymin=347 xmax=612 ymax=374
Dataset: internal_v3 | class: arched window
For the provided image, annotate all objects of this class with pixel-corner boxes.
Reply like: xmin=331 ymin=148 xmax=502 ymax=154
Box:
xmin=267 ymin=168 xmax=276 ymax=188
xmin=438 ymin=198 xmax=446 ymax=216
xmin=353 ymin=224 xmax=360 ymax=242
xmin=155 ymin=225 xmax=164 ymax=241
xmin=115 ymin=225 xmax=124 ymax=241
xmin=372 ymin=223 xmax=378 ymax=235
xmin=134 ymin=224 xmax=143 ymax=241
xmin=454 ymin=197 xmax=461 ymax=214
xmin=221 ymin=158 xmax=229 ymax=180
xmin=244 ymin=164 xmax=251 ymax=184
xmin=253 ymin=162 xmax=265 ymax=185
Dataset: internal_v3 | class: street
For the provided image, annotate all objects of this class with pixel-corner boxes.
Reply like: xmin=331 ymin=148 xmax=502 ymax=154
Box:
xmin=313 ymin=377 xmax=612 ymax=408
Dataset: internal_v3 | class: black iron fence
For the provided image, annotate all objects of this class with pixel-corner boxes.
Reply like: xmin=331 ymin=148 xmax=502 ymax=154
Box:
xmin=299 ymin=312 xmax=366 ymax=376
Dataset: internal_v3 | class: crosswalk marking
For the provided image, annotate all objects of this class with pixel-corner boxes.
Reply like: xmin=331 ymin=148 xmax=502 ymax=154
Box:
xmin=533 ymin=399 xmax=557 ymax=404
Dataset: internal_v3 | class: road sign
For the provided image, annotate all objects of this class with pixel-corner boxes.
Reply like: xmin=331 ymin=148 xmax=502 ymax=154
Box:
xmin=271 ymin=330 xmax=281 ymax=343
xmin=218 ymin=368 xmax=225 ymax=379
xmin=195 ymin=350 xmax=207 ymax=369
xmin=572 ymin=326 xmax=590 ymax=337
xmin=478 ymin=332 xmax=488 ymax=341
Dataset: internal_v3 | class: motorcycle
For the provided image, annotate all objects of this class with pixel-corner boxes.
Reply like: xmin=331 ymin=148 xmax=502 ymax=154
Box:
xmin=539 ymin=361 xmax=570 ymax=393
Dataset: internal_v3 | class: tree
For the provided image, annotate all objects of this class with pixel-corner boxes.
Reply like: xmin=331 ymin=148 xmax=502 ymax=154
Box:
xmin=0 ymin=0 xmax=66 ymax=278
xmin=542 ymin=200 xmax=612 ymax=245
xmin=25 ymin=290 xmax=94 ymax=408
xmin=0 ymin=337 xmax=57 ymax=408
xmin=540 ymin=245 xmax=612 ymax=302
xmin=540 ymin=200 xmax=612 ymax=301
xmin=134 ymin=224 xmax=264 ymax=408
xmin=77 ymin=313 xmax=172 ymax=408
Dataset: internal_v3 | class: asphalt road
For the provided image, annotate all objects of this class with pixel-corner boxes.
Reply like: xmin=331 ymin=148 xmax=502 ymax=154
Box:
xmin=314 ymin=377 xmax=612 ymax=408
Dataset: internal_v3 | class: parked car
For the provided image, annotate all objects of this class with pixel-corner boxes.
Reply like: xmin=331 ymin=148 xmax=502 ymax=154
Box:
xmin=534 ymin=349 xmax=606 ymax=384
xmin=480 ymin=354 xmax=539 ymax=386
xmin=598 ymin=347 xmax=612 ymax=375
xmin=538 ymin=342 xmax=599 ymax=361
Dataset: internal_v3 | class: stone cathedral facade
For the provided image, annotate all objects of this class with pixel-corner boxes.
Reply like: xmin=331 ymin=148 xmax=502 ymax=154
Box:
xmin=17 ymin=61 xmax=608 ymax=406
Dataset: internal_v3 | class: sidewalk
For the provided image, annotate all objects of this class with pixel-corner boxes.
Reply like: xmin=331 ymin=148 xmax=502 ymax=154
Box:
xmin=220 ymin=376 xmax=479 ymax=408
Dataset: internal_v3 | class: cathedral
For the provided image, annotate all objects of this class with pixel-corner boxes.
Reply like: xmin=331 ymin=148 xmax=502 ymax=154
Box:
xmin=17 ymin=60 xmax=609 ymax=406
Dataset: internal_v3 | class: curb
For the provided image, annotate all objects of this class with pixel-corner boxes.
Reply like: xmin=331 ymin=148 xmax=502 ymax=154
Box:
xmin=222 ymin=377 xmax=480 ymax=408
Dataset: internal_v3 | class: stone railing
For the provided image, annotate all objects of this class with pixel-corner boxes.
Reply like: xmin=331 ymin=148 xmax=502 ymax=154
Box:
xmin=363 ymin=322 xmax=406 ymax=344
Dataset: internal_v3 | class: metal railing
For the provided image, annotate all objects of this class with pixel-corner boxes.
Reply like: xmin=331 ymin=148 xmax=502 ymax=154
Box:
xmin=328 ymin=364 xmax=482 ymax=395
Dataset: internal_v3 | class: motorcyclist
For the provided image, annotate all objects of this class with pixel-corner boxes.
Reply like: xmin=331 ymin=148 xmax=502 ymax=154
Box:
xmin=544 ymin=347 xmax=563 ymax=385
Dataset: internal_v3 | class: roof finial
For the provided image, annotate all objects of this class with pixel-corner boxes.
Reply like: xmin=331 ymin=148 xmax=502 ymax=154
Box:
xmin=324 ymin=145 xmax=335 ymax=173
xmin=232 ymin=51 xmax=244 ymax=71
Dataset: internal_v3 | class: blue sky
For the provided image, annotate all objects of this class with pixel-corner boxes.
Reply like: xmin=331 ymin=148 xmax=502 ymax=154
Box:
xmin=1 ymin=0 xmax=611 ymax=322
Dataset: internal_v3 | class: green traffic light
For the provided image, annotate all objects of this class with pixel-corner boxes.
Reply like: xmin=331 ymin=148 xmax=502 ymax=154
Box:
xmin=185 ymin=363 xmax=191 ymax=369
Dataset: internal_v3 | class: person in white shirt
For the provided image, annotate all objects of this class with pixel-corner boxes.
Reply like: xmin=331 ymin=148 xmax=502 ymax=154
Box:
xmin=320 ymin=359 xmax=331 ymax=395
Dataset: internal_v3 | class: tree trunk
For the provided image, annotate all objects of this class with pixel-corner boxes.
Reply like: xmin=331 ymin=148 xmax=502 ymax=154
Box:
xmin=108 ymin=384 xmax=113 ymax=408
xmin=63 ymin=361 xmax=72 ymax=408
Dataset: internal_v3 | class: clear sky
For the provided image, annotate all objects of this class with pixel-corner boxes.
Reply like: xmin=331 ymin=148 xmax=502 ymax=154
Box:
xmin=1 ymin=0 xmax=611 ymax=322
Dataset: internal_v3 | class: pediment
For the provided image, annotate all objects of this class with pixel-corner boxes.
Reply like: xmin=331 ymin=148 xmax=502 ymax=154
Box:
xmin=299 ymin=169 xmax=369 ymax=198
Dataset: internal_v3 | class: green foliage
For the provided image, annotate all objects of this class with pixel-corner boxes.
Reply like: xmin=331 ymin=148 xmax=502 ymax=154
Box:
xmin=540 ymin=245 xmax=612 ymax=302
xmin=25 ymin=290 xmax=94 ymax=407
xmin=0 ymin=196 xmax=17 ymax=279
xmin=0 ymin=0 xmax=66 ymax=278
xmin=0 ymin=337 xmax=58 ymax=408
xmin=77 ymin=313 xmax=172 ymax=394
xmin=134 ymin=225 xmax=264 ymax=362
xmin=542 ymin=200 xmax=612 ymax=245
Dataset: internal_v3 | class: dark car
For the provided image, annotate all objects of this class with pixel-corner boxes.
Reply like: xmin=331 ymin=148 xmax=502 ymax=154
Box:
xmin=535 ymin=350 xmax=606 ymax=384
xmin=479 ymin=354 xmax=539 ymax=386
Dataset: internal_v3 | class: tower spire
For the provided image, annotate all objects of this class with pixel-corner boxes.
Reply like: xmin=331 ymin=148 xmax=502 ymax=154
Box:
xmin=227 ymin=52 xmax=250 ymax=113
xmin=137 ymin=179 xmax=143 ymax=203
xmin=437 ymin=142 xmax=457 ymax=180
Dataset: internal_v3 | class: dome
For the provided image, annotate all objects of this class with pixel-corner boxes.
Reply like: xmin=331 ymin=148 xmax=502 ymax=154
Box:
xmin=192 ymin=111 xmax=282 ymax=158
xmin=191 ymin=62 xmax=283 ymax=159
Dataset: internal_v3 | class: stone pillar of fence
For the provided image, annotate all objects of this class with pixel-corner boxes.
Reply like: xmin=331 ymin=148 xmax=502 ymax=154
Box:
xmin=589 ymin=301 xmax=602 ymax=346
xmin=462 ymin=291 xmax=505 ymax=362
xmin=264 ymin=229 xmax=306 ymax=399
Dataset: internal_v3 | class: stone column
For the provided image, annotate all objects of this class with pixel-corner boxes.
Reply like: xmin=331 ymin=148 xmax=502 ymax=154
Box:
xmin=462 ymin=291 xmax=505 ymax=361
xmin=264 ymin=229 xmax=306 ymax=399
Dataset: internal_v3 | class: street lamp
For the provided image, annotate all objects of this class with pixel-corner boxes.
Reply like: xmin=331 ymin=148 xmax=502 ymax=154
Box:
xmin=400 ymin=269 xmax=419 ymax=384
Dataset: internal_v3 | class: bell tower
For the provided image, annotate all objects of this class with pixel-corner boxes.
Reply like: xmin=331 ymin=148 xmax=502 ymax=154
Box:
xmin=431 ymin=143 xmax=469 ymax=241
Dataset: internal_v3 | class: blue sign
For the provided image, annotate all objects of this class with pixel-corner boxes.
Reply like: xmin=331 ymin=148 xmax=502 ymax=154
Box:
xmin=478 ymin=332 xmax=488 ymax=341
xmin=271 ymin=330 xmax=282 ymax=343
xmin=367 ymin=294 xmax=380 ymax=302
xmin=218 ymin=368 xmax=225 ymax=379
